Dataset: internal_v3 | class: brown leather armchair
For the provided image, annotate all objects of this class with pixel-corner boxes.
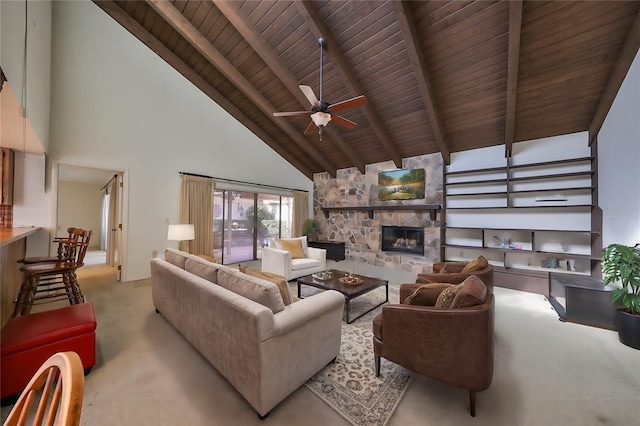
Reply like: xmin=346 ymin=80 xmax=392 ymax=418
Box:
xmin=417 ymin=261 xmax=494 ymax=291
xmin=372 ymin=281 xmax=494 ymax=416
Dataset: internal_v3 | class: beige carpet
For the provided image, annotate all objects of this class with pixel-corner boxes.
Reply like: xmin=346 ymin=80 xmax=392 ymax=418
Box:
xmin=3 ymin=261 xmax=640 ymax=425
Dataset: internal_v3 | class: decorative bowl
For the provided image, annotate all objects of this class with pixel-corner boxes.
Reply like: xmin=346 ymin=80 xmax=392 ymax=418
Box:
xmin=339 ymin=275 xmax=363 ymax=286
xmin=312 ymin=271 xmax=333 ymax=281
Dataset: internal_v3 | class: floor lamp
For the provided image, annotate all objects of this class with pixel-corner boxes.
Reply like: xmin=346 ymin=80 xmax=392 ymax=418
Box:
xmin=167 ymin=224 xmax=195 ymax=253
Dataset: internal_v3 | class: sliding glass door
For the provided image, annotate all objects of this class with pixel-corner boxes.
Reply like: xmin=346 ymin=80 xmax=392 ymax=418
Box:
xmin=213 ymin=190 xmax=293 ymax=265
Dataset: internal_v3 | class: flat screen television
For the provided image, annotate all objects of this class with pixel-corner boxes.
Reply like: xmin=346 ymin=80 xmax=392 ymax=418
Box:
xmin=378 ymin=168 xmax=425 ymax=200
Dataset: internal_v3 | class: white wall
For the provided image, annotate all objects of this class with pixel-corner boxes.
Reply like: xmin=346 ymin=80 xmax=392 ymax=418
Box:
xmin=598 ymin=50 xmax=640 ymax=247
xmin=11 ymin=153 xmax=52 ymax=257
xmin=58 ymin=181 xmax=103 ymax=248
xmin=48 ymin=1 xmax=312 ymax=280
xmin=0 ymin=0 xmax=51 ymax=152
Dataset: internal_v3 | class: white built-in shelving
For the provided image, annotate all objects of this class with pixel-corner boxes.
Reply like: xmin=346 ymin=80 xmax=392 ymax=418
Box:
xmin=443 ymin=134 xmax=599 ymax=278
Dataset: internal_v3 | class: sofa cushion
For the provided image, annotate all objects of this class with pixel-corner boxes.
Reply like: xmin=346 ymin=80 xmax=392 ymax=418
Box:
xmin=185 ymin=257 xmax=219 ymax=284
xmin=217 ymin=268 xmax=285 ymax=313
xmin=274 ymin=236 xmax=308 ymax=257
xmin=404 ymin=283 xmax=453 ymax=306
xmin=280 ymin=239 xmax=306 ymax=259
xmin=461 ymin=255 xmax=489 ymax=273
xmin=291 ymin=257 xmax=322 ymax=271
xmin=451 ymin=275 xmax=488 ymax=308
xmin=433 ymin=262 xmax=467 ymax=273
xmin=197 ymin=254 xmax=218 ymax=263
xmin=239 ymin=266 xmax=292 ymax=305
xmin=164 ymin=249 xmax=191 ymax=269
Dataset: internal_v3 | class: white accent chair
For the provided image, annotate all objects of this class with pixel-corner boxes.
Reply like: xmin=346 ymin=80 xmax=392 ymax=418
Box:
xmin=261 ymin=236 xmax=327 ymax=281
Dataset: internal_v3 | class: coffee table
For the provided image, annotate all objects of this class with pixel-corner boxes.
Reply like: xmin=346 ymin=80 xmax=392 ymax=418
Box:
xmin=297 ymin=269 xmax=388 ymax=324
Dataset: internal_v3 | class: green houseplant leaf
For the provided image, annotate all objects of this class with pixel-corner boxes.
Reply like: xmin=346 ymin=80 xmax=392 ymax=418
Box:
xmin=302 ymin=219 xmax=321 ymax=238
xmin=602 ymin=243 xmax=640 ymax=316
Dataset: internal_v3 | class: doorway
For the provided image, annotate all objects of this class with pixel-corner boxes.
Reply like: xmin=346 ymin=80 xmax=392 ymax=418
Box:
xmin=55 ymin=164 xmax=124 ymax=279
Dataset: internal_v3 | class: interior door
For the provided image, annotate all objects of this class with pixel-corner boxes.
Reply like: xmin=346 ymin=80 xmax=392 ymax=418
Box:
xmin=107 ymin=173 xmax=124 ymax=281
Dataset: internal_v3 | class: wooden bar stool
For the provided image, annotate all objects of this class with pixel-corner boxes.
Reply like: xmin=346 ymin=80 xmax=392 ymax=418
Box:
xmin=17 ymin=227 xmax=79 ymax=265
xmin=12 ymin=229 xmax=92 ymax=317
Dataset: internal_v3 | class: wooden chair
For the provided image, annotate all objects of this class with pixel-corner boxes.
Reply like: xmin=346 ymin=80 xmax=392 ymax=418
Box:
xmin=3 ymin=351 xmax=84 ymax=426
xmin=12 ymin=229 xmax=92 ymax=317
xmin=17 ymin=228 xmax=79 ymax=265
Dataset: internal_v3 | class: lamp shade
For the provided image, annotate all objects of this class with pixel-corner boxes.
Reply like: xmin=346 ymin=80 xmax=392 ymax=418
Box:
xmin=167 ymin=224 xmax=195 ymax=241
xmin=310 ymin=111 xmax=331 ymax=127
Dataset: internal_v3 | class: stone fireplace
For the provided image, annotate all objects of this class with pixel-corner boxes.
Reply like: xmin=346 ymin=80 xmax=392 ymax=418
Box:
xmin=381 ymin=226 xmax=425 ymax=256
xmin=312 ymin=153 xmax=443 ymax=274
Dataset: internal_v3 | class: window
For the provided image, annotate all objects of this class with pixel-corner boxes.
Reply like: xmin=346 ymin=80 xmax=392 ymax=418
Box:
xmin=213 ymin=190 xmax=293 ymax=264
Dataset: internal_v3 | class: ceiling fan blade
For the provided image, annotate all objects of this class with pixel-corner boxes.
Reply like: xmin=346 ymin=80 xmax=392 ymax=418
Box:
xmin=331 ymin=114 xmax=357 ymax=130
xmin=299 ymin=85 xmax=319 ymax=106
xmin=304 ymin=120 xmax=317 ymax=135
xmin=329 ymin=95 xmax=367 ymax=112
xmin=273 ymin=111 xmax=310 ymax=117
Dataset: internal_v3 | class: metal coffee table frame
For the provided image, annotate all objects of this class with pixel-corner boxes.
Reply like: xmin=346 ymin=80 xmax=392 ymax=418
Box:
xmin=297 ymin=269 xmax=389 ymax=324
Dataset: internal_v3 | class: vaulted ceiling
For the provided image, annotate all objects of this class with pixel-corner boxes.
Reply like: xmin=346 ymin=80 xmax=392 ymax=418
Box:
xmin=94 ymin=1 xmax=640 ymax=179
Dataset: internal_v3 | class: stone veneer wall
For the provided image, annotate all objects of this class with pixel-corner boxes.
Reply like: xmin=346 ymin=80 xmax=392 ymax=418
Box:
xmin=313 ymin=153 xmax=443 ymax=274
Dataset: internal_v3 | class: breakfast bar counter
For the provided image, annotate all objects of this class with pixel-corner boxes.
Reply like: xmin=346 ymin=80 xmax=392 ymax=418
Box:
xmin=1 ymin=227 xmax=40 ymax=327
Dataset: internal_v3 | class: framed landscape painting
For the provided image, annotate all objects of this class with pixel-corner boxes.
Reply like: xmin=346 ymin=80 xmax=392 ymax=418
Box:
xmin=378 ymin=168 xmax=426 ymax=200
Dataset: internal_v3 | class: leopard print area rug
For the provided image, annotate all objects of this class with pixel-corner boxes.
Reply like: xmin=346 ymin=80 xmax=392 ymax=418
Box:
xmin=303 ymin=286 xmax=413 ymax=426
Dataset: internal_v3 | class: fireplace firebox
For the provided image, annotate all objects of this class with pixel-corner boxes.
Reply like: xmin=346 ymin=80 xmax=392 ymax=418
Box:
xmin=381 ymin=226 xmax=425 ymax=255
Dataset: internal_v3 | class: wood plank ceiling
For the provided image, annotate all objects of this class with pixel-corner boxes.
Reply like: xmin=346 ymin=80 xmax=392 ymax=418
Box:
xmin=94 ymin=1 xmax=640 ymax=179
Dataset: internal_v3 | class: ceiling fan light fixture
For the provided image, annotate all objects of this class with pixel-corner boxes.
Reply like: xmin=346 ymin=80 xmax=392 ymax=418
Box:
xmin=311 ymin=111 xmax=331 ymax=127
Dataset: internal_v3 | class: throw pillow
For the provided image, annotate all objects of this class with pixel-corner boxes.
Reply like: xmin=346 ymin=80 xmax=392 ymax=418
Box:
xmin=434 ymin=283 xmax=464 ymax=308
xmin=239 ymin=266 xmax=292 ymax=305
xmin=280 ymin=239 xmax=306 ymax=259
xmin=404 ymin=283 xmax=453 ymax=305
xmin=461 ymin=255 xmax=489 ymax=273
xmin=450 ymin=275 xmax=488 ymax=308
xmin=274 ymin=236 xmax=309 ymax=257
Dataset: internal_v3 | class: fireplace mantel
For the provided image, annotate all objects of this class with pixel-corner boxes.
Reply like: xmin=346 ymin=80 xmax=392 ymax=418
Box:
xmin=321 ymin=204 xmax=441 ymax=220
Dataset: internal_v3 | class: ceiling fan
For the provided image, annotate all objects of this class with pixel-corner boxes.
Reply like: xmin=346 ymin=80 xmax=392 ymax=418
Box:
xmin=273 ymin=38 xmax=367 ymax=139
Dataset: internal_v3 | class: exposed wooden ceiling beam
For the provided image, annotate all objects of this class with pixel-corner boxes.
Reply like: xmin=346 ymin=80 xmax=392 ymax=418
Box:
xmin=93 ymin=0 xmax=314 ymax=179
xmin=146 ymin=0 xmax=337 ymax=176
xmin=505 ymin=0 xmax=523 ymax=157
xmin=295 ymin=0 xmax=403 ymax=169
xmin=392 ymin=1 xmax=450 ymax=164
xmin=212 ymin=0 xmax=365 ymax=175
xmin=589 ymin=9 xmax=640 ymax=146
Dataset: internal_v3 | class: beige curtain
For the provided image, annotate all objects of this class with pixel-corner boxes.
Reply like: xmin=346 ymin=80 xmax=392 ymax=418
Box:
xmin=292 ymin=191 xmax=309 ymax=237
xmin=179 ymin=175 xmax=214 ymax=255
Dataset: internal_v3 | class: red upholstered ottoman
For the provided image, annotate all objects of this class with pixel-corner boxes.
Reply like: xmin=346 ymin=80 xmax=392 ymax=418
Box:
xmin=1 ymin=303 xmax=97 ymax=399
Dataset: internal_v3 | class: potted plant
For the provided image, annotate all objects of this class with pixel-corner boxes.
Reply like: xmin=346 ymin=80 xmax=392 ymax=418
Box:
xmin=302 ymin=219 xmax=321 ymax=241
xmin=602 ymin=243 xmax=640 ymax=350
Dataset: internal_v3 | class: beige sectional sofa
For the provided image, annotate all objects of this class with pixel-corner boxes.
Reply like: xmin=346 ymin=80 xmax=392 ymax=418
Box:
xmin=150 ymin=249 xmax=344 ymax=417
